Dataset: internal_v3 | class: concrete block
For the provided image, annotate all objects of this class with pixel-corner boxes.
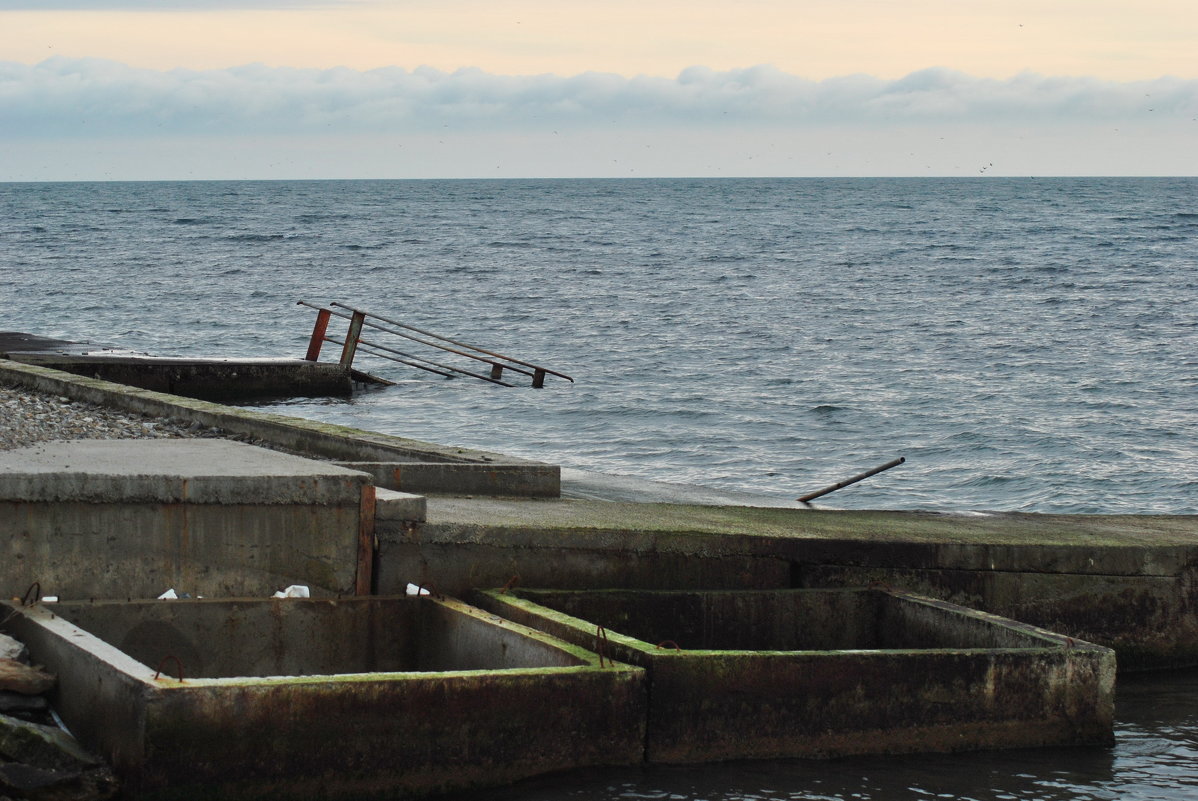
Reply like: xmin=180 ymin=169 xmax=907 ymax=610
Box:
xmin=0 ymin=440 xmax=374 ymax=599
xmin=1 ymin=596 xmax=647 ymax=800
xmin=474 ymin=587 xmax=1116 ymax=763
xmin=374 ymin=488 xmax=426 ymax=522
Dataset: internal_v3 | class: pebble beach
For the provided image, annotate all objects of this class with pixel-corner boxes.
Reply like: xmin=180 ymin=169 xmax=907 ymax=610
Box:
xmin=0 ymin=383 xmax=223 ymax=451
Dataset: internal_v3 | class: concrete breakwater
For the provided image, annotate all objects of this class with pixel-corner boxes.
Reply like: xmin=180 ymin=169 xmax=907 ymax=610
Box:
xmin=0 ymin=357 xmax=1195 ymax=798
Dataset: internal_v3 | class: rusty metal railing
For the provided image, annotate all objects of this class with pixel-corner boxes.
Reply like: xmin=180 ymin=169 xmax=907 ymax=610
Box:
xmin=298 ymin=301 xmax=574 ymax=388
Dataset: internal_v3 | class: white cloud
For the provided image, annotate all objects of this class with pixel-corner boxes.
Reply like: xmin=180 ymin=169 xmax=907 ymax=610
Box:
xmin=2 ymin=58 xmax=1196 ymax=141
xmin=0 ymin=1 xmax=346 ymax=8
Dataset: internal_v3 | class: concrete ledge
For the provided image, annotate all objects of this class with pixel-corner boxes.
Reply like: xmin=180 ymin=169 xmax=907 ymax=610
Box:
xmin=0 ymin=359 xmax=560 ymax=498
xmin=0 ymin=440 xmax=370 ymax=505
xmin=6 ymin=354 xmax=359 ymax=401
xmin=375 ymin=488 xmax=426 ymax=523
xmin=338 ymin=461 xmax=560 ymax=498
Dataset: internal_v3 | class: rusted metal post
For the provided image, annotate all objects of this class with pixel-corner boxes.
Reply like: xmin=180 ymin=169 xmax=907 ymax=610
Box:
xmin=798 ymin=457 xmax=906 ymax=504
xmin=533 ymin=368 xmax=546 ymax=389
xmin=339 ymin=310 xmax=366 ymax=368
xmin=490 ymin=364 xmax=504 ymax=381
xmin=305 ymin=308 xmax=332 ymax=362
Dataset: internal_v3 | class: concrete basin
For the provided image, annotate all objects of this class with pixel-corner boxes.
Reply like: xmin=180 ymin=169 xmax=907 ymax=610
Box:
xmin=473 ymin=587 xmax=1116 ymax=763
xmin=1 ymin=595 xmax=647 ymax=800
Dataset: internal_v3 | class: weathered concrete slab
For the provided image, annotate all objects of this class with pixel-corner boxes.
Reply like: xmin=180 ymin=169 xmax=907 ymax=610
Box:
xmin=1 ymin=596 xmax=647 ymax=801
xmin=475 ymin=587 xmax=1115 ymax=763
xmin=0 ymin=440 xmax=375 ymax=599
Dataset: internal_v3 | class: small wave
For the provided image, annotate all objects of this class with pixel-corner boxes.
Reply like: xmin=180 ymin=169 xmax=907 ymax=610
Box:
xmin=172 ymin=218 xmax=206 ymax=225
xmin=810 ymin=404 xmax=845 ymax=414
xmin=226 ymin=233 xmax=286 ymax=242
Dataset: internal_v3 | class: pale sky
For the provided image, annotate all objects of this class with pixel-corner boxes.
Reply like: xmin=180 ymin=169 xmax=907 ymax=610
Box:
xmin=1 ymin=0 xmax=1196 ymax=179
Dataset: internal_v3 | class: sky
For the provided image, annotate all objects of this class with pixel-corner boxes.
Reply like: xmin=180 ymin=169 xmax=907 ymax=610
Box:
xmin=1 ymin=0 xmax=1196 ymax=180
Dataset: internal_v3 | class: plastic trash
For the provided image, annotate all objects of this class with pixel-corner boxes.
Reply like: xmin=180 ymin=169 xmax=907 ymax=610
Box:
xmin=157 ymin=589 xmax=178 ymax=600
xmin=272 ymin=585 xmax=311 ymax=599
xmin=405 ymin=583 xmax=431 ymax=596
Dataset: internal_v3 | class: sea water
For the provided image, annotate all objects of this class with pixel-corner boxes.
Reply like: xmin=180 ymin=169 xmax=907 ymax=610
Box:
xmin=2 ymin=177 xmax=1198 ymax=798
xmin=2 ymin=177 xmax=1194 ymax=513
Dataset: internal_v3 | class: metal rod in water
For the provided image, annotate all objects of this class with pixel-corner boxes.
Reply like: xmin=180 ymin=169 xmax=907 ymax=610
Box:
xmin=798 ymin=457 xmax=906 ymax=504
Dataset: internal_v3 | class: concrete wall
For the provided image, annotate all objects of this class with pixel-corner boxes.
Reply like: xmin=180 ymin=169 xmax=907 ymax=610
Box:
xmin=392 ymin=501 xmax=1198 ymax=671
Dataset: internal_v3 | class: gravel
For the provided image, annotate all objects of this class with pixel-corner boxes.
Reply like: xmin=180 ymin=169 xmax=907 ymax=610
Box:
xmin=0 ymin=383 xmax=228 ymax=451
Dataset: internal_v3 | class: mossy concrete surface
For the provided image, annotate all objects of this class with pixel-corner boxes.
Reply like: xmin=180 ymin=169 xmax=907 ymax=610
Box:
xmin=0 ymin=596 xmax=647 ymax=801
xmin=474 ymin=587 xmax=1115 ymax=763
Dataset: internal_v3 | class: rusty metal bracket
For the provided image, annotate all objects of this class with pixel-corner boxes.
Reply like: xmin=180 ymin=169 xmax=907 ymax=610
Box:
xmin=595 ymin=626 xmax=611 ymax=668
xmin=20 ymin=582 xmax=41 ymax=607
xmin=153 ymin=655 xmax=186 ymax=683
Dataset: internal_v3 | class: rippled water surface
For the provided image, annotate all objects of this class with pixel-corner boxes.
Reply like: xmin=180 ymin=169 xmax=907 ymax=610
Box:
xmin=2 ymin=177 xmax=1198 ymax=798
xmin=3 ymin=177 xmax=1194 ymax=512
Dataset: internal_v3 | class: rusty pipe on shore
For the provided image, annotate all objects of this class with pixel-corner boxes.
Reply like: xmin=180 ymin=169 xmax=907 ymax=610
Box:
xmin=798 ymin=457 xmax=905 ymax=504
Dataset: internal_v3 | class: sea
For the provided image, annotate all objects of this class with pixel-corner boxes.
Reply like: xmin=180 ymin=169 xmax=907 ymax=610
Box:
xmin=2 ymin=176 xmax=1197 ymax=798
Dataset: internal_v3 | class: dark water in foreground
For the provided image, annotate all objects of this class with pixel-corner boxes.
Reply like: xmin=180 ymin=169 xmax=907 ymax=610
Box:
xmin=452 ymin=671 xmax=1198 ymax=801
xmin=2 ymin=177 xmax=1197 ymax=798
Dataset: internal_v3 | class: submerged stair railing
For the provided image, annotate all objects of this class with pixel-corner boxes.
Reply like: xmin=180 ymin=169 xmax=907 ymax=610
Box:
xmin=298 ymin=301 xmax=574 ymax=388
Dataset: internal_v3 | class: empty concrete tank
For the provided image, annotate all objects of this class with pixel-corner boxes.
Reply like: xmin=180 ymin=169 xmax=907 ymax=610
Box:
xmin=473 ymin=586 xmax=1116 ymax=763
xmin=1 ymin=595 xmax=647 ymax=800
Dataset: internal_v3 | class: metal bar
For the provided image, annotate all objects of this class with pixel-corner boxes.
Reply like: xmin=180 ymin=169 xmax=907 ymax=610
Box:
xmin=326 ymin=336 xmax=456 ymax=379
xmin=339 ymin=310 xmax=366 ymax=368
xmin=327 ymin=335 xmax=514 ymax=386
xmin=308 ymin=302 xmax=534 ymax=379
xmin=331 ymin=301 xmax=574 ymax=383
xmin=798 ymin=457 xmax=906 ymax=504
xmin=305 ymin=308 xmax=331 ymax=362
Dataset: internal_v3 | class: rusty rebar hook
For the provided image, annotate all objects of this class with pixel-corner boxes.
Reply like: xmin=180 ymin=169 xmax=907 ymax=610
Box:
xmin=655 ymin=640 xmax=683 ymax=651
xmin=499 ymin=575 xmax=521 ymax=594
xmin=595 ymin=626 xmax=610 ymax=668
xmin=153 ymin=655 xmax=185 ymax=683
xmin=20 ymin=582 xmax=41 ymax=606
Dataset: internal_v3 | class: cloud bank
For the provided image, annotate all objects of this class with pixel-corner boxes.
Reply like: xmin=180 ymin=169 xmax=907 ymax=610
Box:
xmin=3 ymin=58 xmax=1195 ymax=140
xmin=0 ymin=1 xmax=345 ymax=8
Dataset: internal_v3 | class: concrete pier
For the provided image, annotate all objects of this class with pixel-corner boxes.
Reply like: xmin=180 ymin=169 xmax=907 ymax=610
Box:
xmin=0 ymin=332 xmax=377 ymax=401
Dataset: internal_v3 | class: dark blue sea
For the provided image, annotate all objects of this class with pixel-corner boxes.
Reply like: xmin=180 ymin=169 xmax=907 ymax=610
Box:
xmin=2 ymin=177 xmax=1195 ymax=513
xmin=2 ymin=177 xmax=1198 ymax=799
